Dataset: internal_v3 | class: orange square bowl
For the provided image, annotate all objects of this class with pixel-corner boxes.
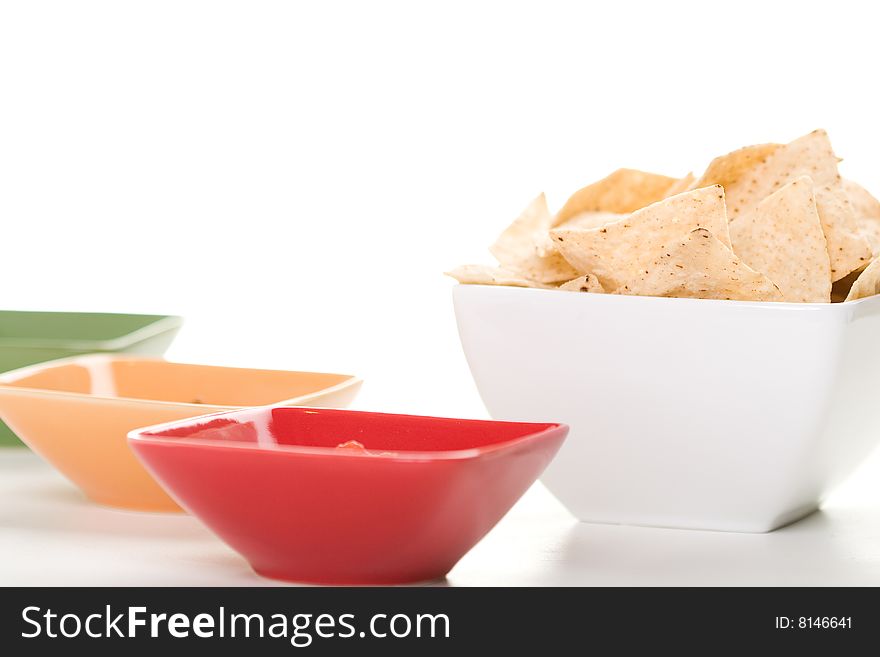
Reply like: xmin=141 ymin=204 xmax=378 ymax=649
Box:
xmin=0 ymin=355 xmax=361 ymax=512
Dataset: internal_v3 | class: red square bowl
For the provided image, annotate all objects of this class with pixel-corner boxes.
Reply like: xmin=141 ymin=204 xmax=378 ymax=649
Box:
xmin=128 ymin=406 xmax=567 ymax=585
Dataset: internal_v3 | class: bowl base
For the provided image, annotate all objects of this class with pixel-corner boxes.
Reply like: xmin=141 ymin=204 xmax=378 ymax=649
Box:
xmin=251 ymin=565 xmax=449 ymax=586
xmin=570 ymin=503 xmax=820 ymax=534
xmin=86 ymin=493 xmax=184 ymax=514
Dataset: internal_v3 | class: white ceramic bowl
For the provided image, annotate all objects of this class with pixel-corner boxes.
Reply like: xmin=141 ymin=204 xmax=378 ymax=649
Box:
xmin=453 ymin=285 xmax=880 ymax=532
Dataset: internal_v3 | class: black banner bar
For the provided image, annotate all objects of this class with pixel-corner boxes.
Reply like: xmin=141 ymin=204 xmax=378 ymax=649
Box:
xmin=0 ymin=587 xmax=874 ymax=654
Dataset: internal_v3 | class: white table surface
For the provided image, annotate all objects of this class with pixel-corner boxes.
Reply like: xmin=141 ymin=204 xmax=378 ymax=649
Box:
xmin=2 ymin=445 xmax=879 ymax=586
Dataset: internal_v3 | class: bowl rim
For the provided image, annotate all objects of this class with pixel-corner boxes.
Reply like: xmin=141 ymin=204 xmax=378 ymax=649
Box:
xmin=127 ymin=405 xmax=567 ymax=462
xmin=451 ymin=283 xmax=880 ymax=312
xmin=0 ymin=310 xmax=183 ymax=350
xmin=0 ymin=353 xmax=362 ymax=410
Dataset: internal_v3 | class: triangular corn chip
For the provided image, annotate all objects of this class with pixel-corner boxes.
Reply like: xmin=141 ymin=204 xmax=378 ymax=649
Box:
xmin=554 ymin=168 xmax=681 ymax=225
xmin=557 ymin=210 xmax=627 ymax=231
xmin=664 ymin=172 xmax=696 ymax=197
xmin=550 ymin=186 xmax=731 ymax=291
xmin=729 ymin=176 xmax=831 ymax=302
xmin=542 ymin=177 xmax=690 ymax=261
xmin=845 ymin=257 xmax=880 ymax=301
xmin=813 ymin=185 xmax=871 ymax=279
xmin=695 ymin=130 xmax=871 ymax=280
xmin=617 ymin=228 xmax=783 ymax=301
xmin=445 ymin=264 xmax=552 ymax=288
xmin=857 ymin=220 xmax=880 ymax=258
xmin=535 ymin=211 xmax=626 ymax=260
xmin=845 ymin=179 xmax=880 ymax=219
xmin=691 ymin=143 xmax=781 ymax=198
xmin=558 ymin=274 xmax=605 ymax=293
xmin=844 ymin=179 xmax=880 ymax=257
xmin=489 ymin=193 xmax=578 ymax=283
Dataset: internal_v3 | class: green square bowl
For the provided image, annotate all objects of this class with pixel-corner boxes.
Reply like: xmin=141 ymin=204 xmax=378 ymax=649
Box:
xmin=0 ymin=310 xmax=182 ymax=446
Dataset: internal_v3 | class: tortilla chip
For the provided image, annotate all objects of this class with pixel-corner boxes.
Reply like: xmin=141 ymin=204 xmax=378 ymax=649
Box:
xmin=617 ymin=228 xmax=783 ymax=301
xmin=813 ymin=185 xmax=872 ymax=279
xmin=845 ymin=179 xmax=880 ymax=219
xmin=445 ymin=264 xmax=552 ymax=288
xmin=845 ymin=257 xmax=880 ymax=301
xmin=556 ymin=210 xmax=626 ymax=231
xmin=550 ymin=186 xmax=732 ymax=291
xmin=554 ymin=168 xmax=681 ymax=225
xmin=857 ymin=220 xmax=880 ymax=258
xmin=844 ymin=179 xmax=880 ymax=257
xmin=691 ymin=143 xmax=782 ymax=199
xmin=729 ymin=176 xmax=831 ymax=302
xmin=664 ymin=172 xmax=696 ymax=197
xmin=535 ymin=210 xmax=626 ymax=259
xmin=546 ymin=183 xmax=690 ymax=260
xmin=489 ymin=193 xmax=579 ymax=283
xmin=558 ymin=274 xmax=605 ymax=293
xmin=696 ymin=130 xmax=870 ymax=280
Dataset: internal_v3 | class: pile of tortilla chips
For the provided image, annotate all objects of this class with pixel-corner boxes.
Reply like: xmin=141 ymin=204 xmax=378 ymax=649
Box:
xmin=447 ymin=130 xmax=880 ymax=303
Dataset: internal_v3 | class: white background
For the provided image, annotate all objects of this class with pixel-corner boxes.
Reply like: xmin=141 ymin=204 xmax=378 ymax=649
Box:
xmin=1 ymin=1 xmax=880 ymax=585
